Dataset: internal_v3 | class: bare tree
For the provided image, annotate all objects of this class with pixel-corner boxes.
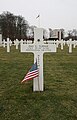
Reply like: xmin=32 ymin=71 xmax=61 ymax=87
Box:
xmin=0 ymin=11 xmax=29 ymax=40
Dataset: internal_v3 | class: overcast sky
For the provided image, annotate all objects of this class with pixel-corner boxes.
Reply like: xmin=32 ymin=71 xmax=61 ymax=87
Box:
xmin=0 ymin=0 xmax=77 ymax=30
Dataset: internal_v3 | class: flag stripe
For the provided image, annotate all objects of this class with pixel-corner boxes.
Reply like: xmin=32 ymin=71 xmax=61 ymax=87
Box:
xmin=25 ymin=73 xmax=39 ymax=80
xmin=27 ymin=70 xmax=38 ymax=75
xmin=24 ymin=74 xmax=38 ymax=80
xmin=22 ymin=74 xmax=38 ymax=83
xmin=26 ymin=70 xmax=38 ymax=77
xmin=25 ymin=71 xmax=38 ymax=79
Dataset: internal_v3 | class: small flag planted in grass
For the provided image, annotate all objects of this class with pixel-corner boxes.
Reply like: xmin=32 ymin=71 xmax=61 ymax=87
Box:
xmin=21 ymin=61 xmax=39 ymax=83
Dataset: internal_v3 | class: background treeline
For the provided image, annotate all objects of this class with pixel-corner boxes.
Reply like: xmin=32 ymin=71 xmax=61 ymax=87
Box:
xmin=0 ymin=11 xmax=36 ymax=40
xmin=0 ymin=11 xmax=77 ymax=41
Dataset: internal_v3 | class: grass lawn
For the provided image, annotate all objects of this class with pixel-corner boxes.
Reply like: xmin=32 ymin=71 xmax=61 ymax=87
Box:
xmin=0 ymin=45 xmax=77 ymax=120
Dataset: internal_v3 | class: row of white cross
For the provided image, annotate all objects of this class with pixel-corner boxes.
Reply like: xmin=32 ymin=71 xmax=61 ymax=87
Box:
xmin=0 ymin=28 xmax=77 ymax=92
xmin=1 ymin=38 xmax=77 ymax=53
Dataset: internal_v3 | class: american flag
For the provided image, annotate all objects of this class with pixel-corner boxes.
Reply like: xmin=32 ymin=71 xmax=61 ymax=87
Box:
xmin=21 ymin=61 xmax=39 ymax=83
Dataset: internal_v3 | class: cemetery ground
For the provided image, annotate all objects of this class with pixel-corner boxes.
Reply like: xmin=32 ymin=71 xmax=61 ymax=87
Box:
xmin=0 ymin=45 xmax=77 ymax=120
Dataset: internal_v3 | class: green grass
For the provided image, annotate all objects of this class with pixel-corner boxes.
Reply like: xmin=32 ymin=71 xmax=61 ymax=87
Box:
xmin=0 ymin=45 xmax=77 ymax=120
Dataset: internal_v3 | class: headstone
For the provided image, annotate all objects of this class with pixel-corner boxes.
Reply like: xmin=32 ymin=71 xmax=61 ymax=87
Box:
xmin=56 ymin=40 xmax=59 ymax=48
xmin=14 ymin=39 xmax=19 ymax=49
xmin=67 ymin=39 xmax=72 ymax=53
xmin=7 ymin=38 xmax=10 ymax=52
xmin=20 ymin=28 xmax=56 ymax=91
xmin=9 ymin=40 xmax=12 ymax=46
xmin=73 ymin=40 xmax=77 ymax=48
xmin=0 ymin=34 xmax=2 ymax=46
xmin=60 ymin=39 xmax=64 ymax=50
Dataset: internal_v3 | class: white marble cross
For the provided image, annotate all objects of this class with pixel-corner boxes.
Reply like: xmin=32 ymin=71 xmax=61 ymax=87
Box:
xmin=60 ymin=39 xmax=64 ymax=50
xmin=72 ymin=40 xmax=77 ymax=48
xmin=2 ymin=38 xmax=12 ymax=52
xmin=9 ymin=40 xmax=12 ymax=47
xmin=7 ymin=38 xmax=10 ymax=52
xmin=67 ymin=39 xmax=73 ymax=53
xmin=20 ymin=28 xmax=56 ymax=91
xmin=14 ymin=39 xmax=19 ymax=49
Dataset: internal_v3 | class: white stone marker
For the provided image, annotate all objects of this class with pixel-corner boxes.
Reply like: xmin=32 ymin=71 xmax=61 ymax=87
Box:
xmin=56 ymin=40 xmax=59 ymax=48
xmin=60 ymin=39 xmax=64 ymax=50
xmin=7 ymin=38 xmax=10 ymax=52
xmin=68 ymin=39 xmax=73 ymax=53
xmin=0 ymin=34 xmax=2 ymax=46
xmin=20 ymin=28 xmax=56 ymax=91
xmin=73 ymin=40 xmax=77 ymax=48
xmin=14 ymin=39 xmax=19 ymax=49
xmin=9 ymin=40 xmax=12 ymax=47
